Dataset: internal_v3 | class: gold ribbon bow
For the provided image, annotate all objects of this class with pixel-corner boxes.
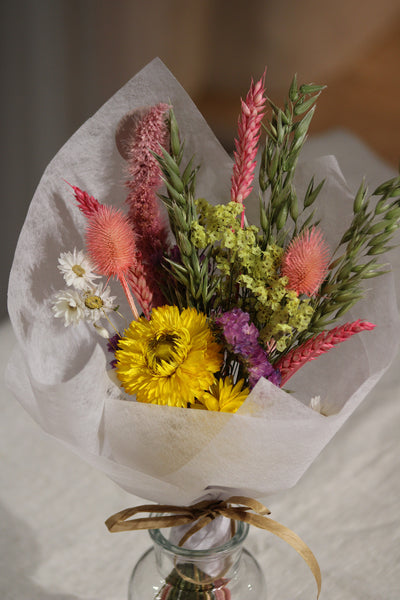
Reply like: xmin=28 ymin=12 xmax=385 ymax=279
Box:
xmin=106 ymin=495 xmax=321 ymax=598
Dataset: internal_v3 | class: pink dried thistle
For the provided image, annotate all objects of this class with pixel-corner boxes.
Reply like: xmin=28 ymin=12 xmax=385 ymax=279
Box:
xmin=276 ymin=320 xmax=376 ymax=386
xmin=125 ymin=103 xmax=170 ymax=264
xmin=281 ymin=227 xmax=330 ymax=296
xmin=231 ymin=71 xmax=266 ymax=227
xmin=86 ymin=204 xmax=139 ymax=319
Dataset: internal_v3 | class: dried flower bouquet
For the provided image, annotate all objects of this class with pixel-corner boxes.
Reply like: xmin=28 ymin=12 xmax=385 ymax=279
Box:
xmin=6 ymin=59 xmax=400 ymax=596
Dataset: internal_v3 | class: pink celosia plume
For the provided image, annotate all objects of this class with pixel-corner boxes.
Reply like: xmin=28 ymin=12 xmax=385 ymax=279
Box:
xmin=124 ymin=103 xmax=171 ymax=307
xmin=231 ymin=71 xmax=267 ymax=226
xmin=281 ymin=227 xmax=330 ymax=296
xmin=276 ymin=320 xmax=376 ymax=386
xmin=125 ymin=104 xmax=170 ymax=257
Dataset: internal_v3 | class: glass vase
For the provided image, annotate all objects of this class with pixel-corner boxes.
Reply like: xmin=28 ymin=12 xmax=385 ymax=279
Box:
xmin=128 ymin=520 xmax=267 ymax=599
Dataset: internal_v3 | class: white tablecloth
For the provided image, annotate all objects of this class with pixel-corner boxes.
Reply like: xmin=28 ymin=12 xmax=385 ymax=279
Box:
xmin=1 ymin=130 xmax=399 ymax=599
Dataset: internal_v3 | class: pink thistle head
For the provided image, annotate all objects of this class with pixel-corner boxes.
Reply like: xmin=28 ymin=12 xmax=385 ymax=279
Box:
xmin=281 ymin=227 xmax=330 ymax=296
xmin=86 ymin=205 xmax=136 ymax=279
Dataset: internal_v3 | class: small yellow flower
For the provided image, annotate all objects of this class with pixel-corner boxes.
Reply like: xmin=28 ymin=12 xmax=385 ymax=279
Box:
xmin=116 ymin=305 xmax=222 ymax=408
xmin=197 ymin=377 xmax=249 ymax=413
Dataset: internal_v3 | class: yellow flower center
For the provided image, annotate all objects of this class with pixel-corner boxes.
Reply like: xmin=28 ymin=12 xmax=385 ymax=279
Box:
xmin=85 ymin=295 xmax=103 ymax=310
xmin=72 ymin=264 xmax=85 ymax=277
xmin=151 ymin=333 xmax=178 ymax=361
xmin=146 ymin=330 xmax=189 ymax=375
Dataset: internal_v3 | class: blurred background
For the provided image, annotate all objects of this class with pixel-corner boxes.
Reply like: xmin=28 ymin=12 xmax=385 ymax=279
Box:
xmin=1 ymin=0 xmax=399 ymax=321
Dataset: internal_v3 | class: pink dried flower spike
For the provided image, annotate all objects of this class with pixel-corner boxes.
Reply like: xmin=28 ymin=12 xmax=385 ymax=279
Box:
xmin=125 ymin=104 xmax=170 ymax=260
xmin=124 ymin=103 xmax=171 ymax=307
xmin=64 ymin=182 xmax=101 ymax=217
xmin=85 ymin=204 xmax=139 ymax=319
xmin=231 ymin=71 xmax=267 ymax=227
xmin=127 ymin=264 xmax=153 ymax=320
xmin=276 ymin=320 xmax=376 ymax=386
xmin=281 ymin=226 xmax=330 ymax=296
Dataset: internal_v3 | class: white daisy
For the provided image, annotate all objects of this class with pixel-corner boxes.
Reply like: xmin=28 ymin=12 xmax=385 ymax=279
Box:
xmin=83 ymin=285 xmax=116 ymax=322
xmin=52 ymin=289 xmax=86 ymax=326
xmin=58 ymin=248 xmax=99 ymax=290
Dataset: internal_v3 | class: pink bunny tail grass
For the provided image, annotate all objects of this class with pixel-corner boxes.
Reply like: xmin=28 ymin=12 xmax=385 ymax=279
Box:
xmin=231 ymin=70 xmax=267 ymax=225
xmin=276 ymin=320 xmax=376 ymax=386
xmin=281 ymin=227 xmax=330 ymax=296
xmin=125 ymin=103 xmax=170 ymax=265
xmin=86 ymin=205 xmax=136 ymax=278
xmin=67 ymin=183 xmax=102 ymax=217
xmin=86 ymin=205 xmax=139 ymax=319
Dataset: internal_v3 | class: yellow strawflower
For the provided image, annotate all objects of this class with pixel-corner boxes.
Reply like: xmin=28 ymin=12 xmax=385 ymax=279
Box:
xmin=197 ymin=377 xmax=249 ymax=412
xmin=115 ymin=305 xmax=222 ymax=408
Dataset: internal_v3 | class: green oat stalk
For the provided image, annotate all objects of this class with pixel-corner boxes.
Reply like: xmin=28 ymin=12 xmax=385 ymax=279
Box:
xmin=302 ymin=173 xmax=400 ymax=337
xmin=259 ymin=76 xmax=326 ymax=248
xmin=153 ymin=109 xmax=217 ymax=312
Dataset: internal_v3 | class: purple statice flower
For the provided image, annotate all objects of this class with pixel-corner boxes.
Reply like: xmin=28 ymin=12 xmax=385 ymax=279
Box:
xmin=248 ymin=350 xmax=281 ymax=388
xmin=215 ymin=308 xmax=281 ymax=388
xmin=215 ymin=308 xmax=259 ymax=356
xmin=107 ymin=332 xmax=122 ymax=369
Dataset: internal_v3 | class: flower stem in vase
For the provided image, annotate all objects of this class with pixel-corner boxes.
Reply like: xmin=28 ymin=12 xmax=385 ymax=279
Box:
xmin=155 ymin=564 xmax=231 ymax=599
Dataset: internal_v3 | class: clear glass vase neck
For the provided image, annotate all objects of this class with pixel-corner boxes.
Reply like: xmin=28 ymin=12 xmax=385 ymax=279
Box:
xmin=128 ymin=520 xmax=267 ymax=599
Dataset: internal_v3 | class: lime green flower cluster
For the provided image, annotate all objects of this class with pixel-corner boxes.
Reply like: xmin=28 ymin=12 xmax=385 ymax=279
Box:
xmin=191 ymin=199 xmax=314 ymax=351
xmin=241 ymin=250 xmax=314 ymax=351
xmin=191 ymin=200 xmax=259 ymax=274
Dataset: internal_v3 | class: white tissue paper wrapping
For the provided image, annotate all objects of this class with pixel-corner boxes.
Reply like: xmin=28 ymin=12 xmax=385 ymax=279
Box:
xmin=6 ymin=58 xmax=400 ymax=510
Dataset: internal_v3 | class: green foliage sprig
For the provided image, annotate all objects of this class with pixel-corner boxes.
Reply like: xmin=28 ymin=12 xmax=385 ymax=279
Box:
xmin=154 ymin=109 xmax=216 ymax=312
xmin=259 ymin=77 xmax=326 ymax=247
xmin=303 ymin=174 xmax=400 ymax=337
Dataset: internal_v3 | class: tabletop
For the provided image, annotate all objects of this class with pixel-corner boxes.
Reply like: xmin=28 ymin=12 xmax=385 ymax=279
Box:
xmin=1 ymin=130 xmax=399 ymax=599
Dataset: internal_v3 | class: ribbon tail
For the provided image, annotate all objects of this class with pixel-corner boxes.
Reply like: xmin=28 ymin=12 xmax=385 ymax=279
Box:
xmin=225 ymin=495 xmax=271 ymax=516
xmin=224 ymin=508 xmax=321 ymax=599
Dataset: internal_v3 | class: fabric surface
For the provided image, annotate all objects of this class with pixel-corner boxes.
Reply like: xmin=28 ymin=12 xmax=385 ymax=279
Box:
xmin=1 ymin=130 xmax=399 ymax=599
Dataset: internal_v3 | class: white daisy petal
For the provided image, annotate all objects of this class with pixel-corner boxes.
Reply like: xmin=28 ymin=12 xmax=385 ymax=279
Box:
xmin=83 ymin=284 xmax=116 ymax=322
xmin=58 ymin=248 xmax=99 ymax=290
xmin=52 ymin=289 xmax=86 ymax=326
xmin=310 ymin=395 xmax=321 ymax=413
xmin=93 ymin=323 xmax=110 ymax=338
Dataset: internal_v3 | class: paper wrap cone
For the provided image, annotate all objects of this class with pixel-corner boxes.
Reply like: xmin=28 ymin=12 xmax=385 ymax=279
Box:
xmin=6 ymin=58 xmax=400 ymax=506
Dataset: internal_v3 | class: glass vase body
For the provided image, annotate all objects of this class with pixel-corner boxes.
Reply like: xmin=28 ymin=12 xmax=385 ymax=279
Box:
xmin=127 ymin=521 xmax=266 ymax=599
